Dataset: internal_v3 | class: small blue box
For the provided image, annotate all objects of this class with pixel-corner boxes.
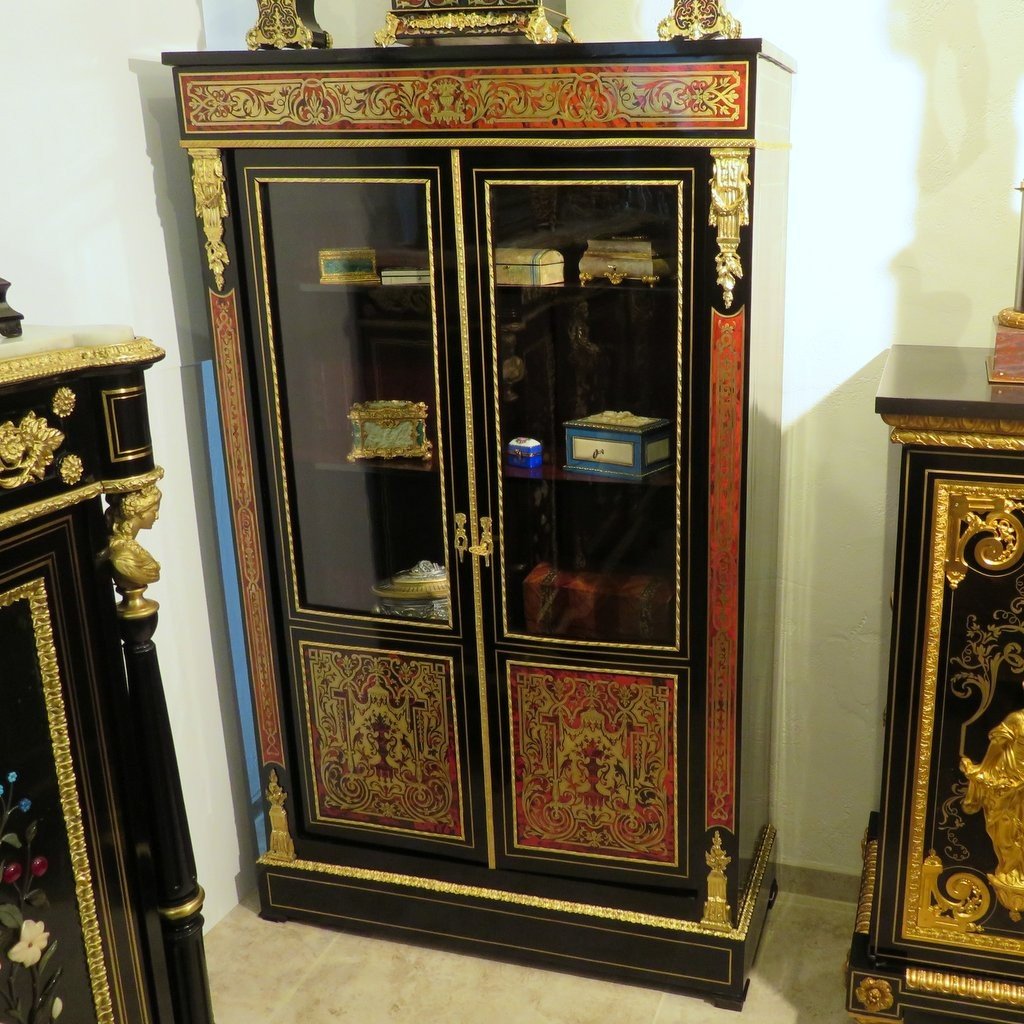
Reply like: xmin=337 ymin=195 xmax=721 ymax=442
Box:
xmin=507 ymin=436 xmax=543 ymax=468
xmin=564 ymin=412 xmax=672 ymax=478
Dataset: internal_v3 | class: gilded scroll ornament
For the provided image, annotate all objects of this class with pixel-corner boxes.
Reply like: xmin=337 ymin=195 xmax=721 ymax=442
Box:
xmin=50 ymin=387 xmax=76 ymax=419
xmin=917 ymin=851 xmax=991 ymax=932
xmin=962 ymin=709 xmax=1024 ymax=920
xmin=246 ymin=0 xmax=332 ymax=49
xmin=658 ymin=0 xmax=741 ymax=41
xmin=701 ymin=831 xmax=733 ymax=932
xmin=265 ymin=770 xmax=297 ymax=863
xmin=708 ymin=150 xmax=749 ymax=310
xmin=102 ymin=484 xmax=162 ymax=619
xmin=854 ymin=978 xmax=894 ymax=1013
xmin=0 ymin=412 xmax=64 ymax=490
xmin=190 ymin=149 xmax=230 ymax=292
xmin=944 ymin=492 xmax=1024 ymax=588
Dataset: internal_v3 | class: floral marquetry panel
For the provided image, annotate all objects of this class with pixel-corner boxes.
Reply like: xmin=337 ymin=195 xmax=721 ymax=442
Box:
xmin=300 ymin=643 xmax=467 ymax=842
xmin=507 ymin=662 xmax=679 ymax=866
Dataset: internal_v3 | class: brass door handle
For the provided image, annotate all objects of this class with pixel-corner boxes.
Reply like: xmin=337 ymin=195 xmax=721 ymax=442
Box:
xmin=469 ymin=516 xmax=493 ymax=568
xmin=455 ymin=513 xmax=469 ymax=563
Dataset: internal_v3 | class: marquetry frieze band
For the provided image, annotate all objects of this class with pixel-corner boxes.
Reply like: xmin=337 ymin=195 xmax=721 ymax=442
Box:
xmin=176 ymin=61 xmax=750 ymax=137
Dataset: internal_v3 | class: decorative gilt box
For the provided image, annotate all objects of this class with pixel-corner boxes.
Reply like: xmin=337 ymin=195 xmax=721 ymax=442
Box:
xmin=564 ymin=410 xmax=672 ymax=478
xmin=348 ymin=400 xmax=432 ymax=461
xmin=376 ymin=1 xmax=575 ymax=46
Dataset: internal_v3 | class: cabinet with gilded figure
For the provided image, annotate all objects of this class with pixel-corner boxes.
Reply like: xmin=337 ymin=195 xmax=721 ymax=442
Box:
xmin=848 ymin=345 xmax=1024 ymax=1024
xmin=165 ymin=36 xmax=792 ymax=1008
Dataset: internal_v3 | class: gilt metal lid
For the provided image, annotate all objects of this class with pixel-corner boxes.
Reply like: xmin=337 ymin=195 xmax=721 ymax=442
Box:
xmin=372 ymin=560 xmax=449 ymax=601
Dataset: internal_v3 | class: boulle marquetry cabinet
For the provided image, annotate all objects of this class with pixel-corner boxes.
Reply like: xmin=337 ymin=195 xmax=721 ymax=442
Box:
xmin=848 ymin=344 xmax=1024 ymax=1023
xmin=0 ymin=326 xmax=213 ymax=1024
xmin=165 ymin=37 xmax=792 ymax=1007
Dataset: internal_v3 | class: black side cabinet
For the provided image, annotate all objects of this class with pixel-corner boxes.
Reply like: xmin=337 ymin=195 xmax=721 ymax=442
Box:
xmin=0 ymin=331 xmax=213 ymax=1024
xmin=849 ymin=344 xmax=1024 ymax=1023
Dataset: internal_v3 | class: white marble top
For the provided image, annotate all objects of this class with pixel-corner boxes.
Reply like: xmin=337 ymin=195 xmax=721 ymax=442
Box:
xmin=0 ymin=324 xmax=136 ymax=361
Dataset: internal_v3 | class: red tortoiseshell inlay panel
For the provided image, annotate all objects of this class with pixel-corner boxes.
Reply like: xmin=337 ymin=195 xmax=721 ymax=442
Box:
xmin=508 ymin=662 xmax=678 ymax=865
xmin=210 ymin=289 xmax=285 ymax=767
xmin=301 ymin=643 xmax=466 ymax=841
xmin=706 ymin=307 xmax=745 ymax=831
xmin=178 ymin=62 xmax=749 ymax=135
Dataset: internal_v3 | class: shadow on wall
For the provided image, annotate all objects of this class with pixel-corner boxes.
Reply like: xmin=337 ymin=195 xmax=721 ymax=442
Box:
xmin=889 ymin=1 xmax=1023 ymax=346
xmin=775 ymin=354 xmax=897 ymax=879
xmin=130 ymin=53 xmax=262 ymax=902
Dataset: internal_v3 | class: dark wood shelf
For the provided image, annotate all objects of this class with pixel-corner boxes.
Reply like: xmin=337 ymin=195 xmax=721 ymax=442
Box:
xmin=504 ymin=463 xmax=674 ymax=485
xmin=300 ymin=457 xmax=439 ymax=475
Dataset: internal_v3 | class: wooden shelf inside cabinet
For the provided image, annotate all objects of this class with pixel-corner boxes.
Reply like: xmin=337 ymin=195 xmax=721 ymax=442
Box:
xmin=310 ymin=458 xmax=439 ymax=476
xmin=504 ymin=463 xmax=675 ymax=486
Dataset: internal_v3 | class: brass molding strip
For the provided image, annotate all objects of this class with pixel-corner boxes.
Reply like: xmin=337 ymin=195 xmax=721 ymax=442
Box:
xmin=179 ymin=137 xmax=783 ymax=152
xmin=259 ymin=822 xmax=776 ymax=940
xmin=0 ymin=468 xmax=165 ymax=533
xmin=159 ymin=886 xmax=206 ymax=922
xmin=882 ymin=413 xmax=1024 ymax=450
xmin=0 ymin=339 xmax=164 ymax=388
xmin=889 ymin=428 xmax=1024 ymax=451
xmin=906 ymin=967 xmax=1024 ymax=1007
xmin=856 ymin=837 xmax=878 ymax=935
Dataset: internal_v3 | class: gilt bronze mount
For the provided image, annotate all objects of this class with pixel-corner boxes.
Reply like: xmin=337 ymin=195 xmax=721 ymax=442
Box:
xmin=246 ymin=0 xmax=331 ymax=49
xmin=658 ymin=0 xmax=742 ymax=41
xmin=375 ymin=1 xmax=576 ymax=46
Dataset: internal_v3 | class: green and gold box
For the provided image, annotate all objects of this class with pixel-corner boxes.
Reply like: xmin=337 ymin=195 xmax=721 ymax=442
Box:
xmin=376 ymin=1 xmax=575 ymax=46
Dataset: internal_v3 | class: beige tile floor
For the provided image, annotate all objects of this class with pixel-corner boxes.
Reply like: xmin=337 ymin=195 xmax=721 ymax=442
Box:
xmin=204 ymin=890 xmax=856 ymax=1023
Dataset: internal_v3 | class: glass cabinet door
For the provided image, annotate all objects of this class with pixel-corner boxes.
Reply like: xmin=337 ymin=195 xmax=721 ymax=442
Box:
xmin=477 ymin=171 xmax=691 ymax=652
xmin=241 ymin=163 xmax=457 ymax=629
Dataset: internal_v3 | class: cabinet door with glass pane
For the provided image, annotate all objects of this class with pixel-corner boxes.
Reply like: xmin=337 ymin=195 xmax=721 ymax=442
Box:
xmin=235 ymin=151 xmax=489 ymax=864
xmin=465 ymin=155 xmax=696 ymax=888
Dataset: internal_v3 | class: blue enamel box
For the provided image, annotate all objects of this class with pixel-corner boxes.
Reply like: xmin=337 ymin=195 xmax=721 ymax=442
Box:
xmin=507 ymin=436 xmax=543 ymax=468
xmin=564 ymin=411 xmax=672 ymax=478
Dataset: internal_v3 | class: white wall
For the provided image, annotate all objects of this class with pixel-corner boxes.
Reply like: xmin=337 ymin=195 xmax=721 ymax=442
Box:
xmin=6 ymin=1 xmax=1021 ymax=938
xmin=1 ymin=4 xmax=255 ymax=927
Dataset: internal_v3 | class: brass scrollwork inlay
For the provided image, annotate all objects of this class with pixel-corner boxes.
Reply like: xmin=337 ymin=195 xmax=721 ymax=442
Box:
xmin=708 ymin=150 xmax=749 ymax=310
xmin=51 ymin=387 xmax=76 ymax=418
xmin=190 ymin=149 xmax=230 ymax=292
xmin=917 ymin=851 xmax=991 ymax=932
xmin=102 ymin=484 xmax=162 ymax=619
xmin=944 ymin=492 xmax=1024 ymax=588
xmin=0 ymin=411 xmax=64 ymax=490
xmin=701 ymin=831 xmax=733 ymax=932
xmin=265 ymin=769 xmax=296 ymax=863
xmin=658 ymin=0 xmax=742 ymax=40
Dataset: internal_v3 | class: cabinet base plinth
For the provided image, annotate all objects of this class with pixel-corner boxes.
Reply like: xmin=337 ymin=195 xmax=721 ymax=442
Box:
xmin=847 ymin=814 xmax=1024 ymax=1024
xmin=256 ymin=840 xmax=777 ymax=1006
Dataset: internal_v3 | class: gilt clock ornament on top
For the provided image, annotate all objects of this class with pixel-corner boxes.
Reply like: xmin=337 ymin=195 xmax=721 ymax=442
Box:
xmin=375 ymin=0 xmax=577 ymax=46
xmin=658 ymin=0 xmax=742 ymax=40
xmin=246 ymin=0 xmax=331 ymax=49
